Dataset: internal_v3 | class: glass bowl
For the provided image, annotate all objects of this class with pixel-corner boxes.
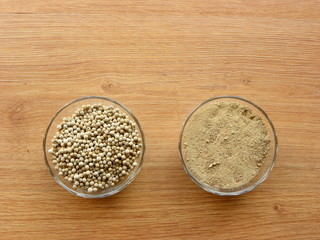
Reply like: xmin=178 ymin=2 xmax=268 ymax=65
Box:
xmin=179 ymin=96 xmax=278 ymax=196
xmin=43 ymin=96 xmax=145 ymax=198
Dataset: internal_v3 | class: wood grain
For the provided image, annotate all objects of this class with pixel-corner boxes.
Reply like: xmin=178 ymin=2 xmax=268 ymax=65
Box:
xmin=0 ymin=1 xmax=319 ymax=239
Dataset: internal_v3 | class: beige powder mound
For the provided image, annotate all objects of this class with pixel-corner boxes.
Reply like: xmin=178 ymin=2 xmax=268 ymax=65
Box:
xmin=181 ymin=101 xmax=270 ymax=190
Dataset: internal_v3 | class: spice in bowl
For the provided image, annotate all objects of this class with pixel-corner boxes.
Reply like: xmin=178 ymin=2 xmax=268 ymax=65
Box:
xmin=48 ymin=103 xmax=142 ymax=193
xmin=180 ymin=97 xmax=277 ymax=195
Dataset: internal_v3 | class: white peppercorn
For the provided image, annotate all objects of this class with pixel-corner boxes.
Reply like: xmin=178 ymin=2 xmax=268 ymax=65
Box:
xmin=48 ymin=104 xmax=142 ymax=193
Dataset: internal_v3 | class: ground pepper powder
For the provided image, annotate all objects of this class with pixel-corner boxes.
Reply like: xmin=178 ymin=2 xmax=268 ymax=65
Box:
xmin=181 ymin=101 xmax=271 ymax=190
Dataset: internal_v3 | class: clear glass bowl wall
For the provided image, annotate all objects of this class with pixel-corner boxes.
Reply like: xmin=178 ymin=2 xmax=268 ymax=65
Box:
xmin=179 ymin=96 xmax=278 ymax=196
xmin=43 ymin=96 xmax=145 ymax=198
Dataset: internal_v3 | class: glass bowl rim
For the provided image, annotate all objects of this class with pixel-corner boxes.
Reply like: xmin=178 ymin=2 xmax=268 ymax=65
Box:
xmin=43 ymin=96 xmax=146 ymax=198
xmin=178 ymin=95 xmax=278 ymax=196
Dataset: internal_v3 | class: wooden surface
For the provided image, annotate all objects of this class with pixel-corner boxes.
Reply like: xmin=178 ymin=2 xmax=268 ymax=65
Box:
xmin=0 ymin=1 xmax=319 ymax=239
